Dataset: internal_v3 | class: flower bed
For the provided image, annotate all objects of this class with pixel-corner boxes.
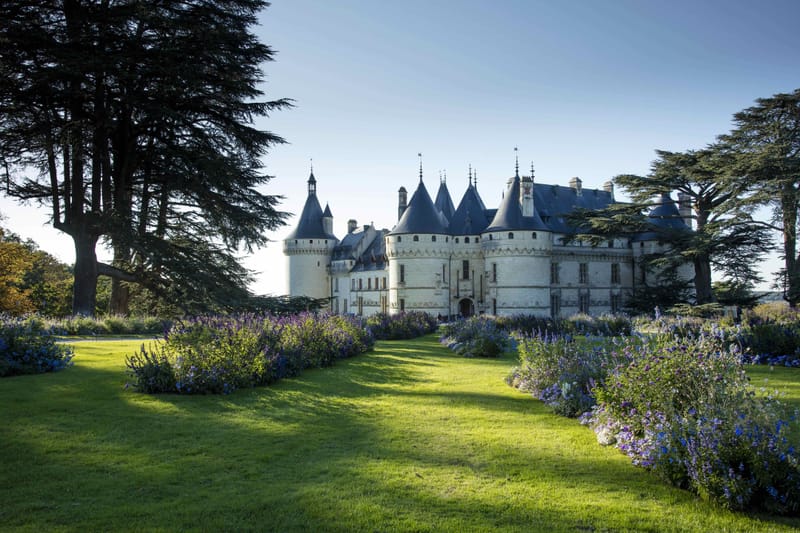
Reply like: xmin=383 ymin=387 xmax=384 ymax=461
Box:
xmin=508 ymin=326 xmax=800 ymax=514
xmin=0 ymin=315 xmax=73 ymax=377
xmin=440 ymin=317 xmax=509 ymax=358
xmin=366 ymin=311 xmax=438 ymax=340
xmin=126 ymin=313 xmax=374 ymax=394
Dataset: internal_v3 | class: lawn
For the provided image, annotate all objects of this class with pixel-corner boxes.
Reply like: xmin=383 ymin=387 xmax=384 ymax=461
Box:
xmin=1 ymin=335 xmax=799 ymax=532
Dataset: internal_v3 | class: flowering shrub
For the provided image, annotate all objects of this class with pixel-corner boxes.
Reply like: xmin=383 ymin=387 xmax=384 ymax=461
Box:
xmin=507 ymin=332 xmax=628 ymax=417
xmin=0 ymin=315 xmax=73 ymax=377
xmin=41 ymin=314 xmax=171 ymax=336
xmin=495 ymin=313 xmax=632 ymax=337
xmin=126 ymin=313 xmax=374 ymax=394
xmin=366 ymin=311 xmax=438 ymax=340
xmin=440 ymin=317 xmax=509 ymax=358
xmin=584 ymin=333 xmax=800 ymax=513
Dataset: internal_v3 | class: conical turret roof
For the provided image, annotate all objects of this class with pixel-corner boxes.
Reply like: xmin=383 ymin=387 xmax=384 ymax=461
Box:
xmin=390 ymin=180 xmax=448 ymax=235
xmin=450 ymin=183 xmax=490 ymax=235
xmin=486 ymin=174 xmax=548 ymax=232
xmin=286 ymin=173 xmax=337 ymax=240
xmin=434 ymin=181 xmax=456 ymax=222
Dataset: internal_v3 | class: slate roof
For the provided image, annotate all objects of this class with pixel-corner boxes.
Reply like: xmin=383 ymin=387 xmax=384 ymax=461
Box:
xmin=286 ymin=186 xmax=337 ymax=240
xmin=332 ymin=229 xmax=369 ymax=260
xmin=390 ymin=180 xmax=449 ymax=235
xmin=352 ymin=230 xmax=389 ymax=272
xmin=485 ymin=175 xmax=549 ymax=232
xmin=532 ymin=183 xmax=615 ymax=234
xmin=449 ymin=183 xmax=491 ymax=235
xmin=632 ymin=193 xmax=690 ymax=241
xmin=434 ymin=181 xmax=456 ymax=222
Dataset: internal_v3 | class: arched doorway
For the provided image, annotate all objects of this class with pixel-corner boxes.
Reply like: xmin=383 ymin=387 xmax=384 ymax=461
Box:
xmin=459 ymin=298 xmax=475 ymax=317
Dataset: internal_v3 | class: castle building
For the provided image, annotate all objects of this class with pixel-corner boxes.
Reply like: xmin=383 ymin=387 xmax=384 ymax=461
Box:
xmin=284 ymin=157 xmax=691 ymax=318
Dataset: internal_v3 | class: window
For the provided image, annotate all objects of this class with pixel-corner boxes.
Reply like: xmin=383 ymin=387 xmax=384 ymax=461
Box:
xmin=462 ymin=260 xmax=470 ymax=280
xmin=442 ymin=264 xmax=446 ymax=282
xmin=465 ymin=237 xmax=470 ymax=243
xmin=310 ymin=240 xmax=313 ymax=244
xmin=358 ymin=279 xmax=363 ymax=290
xmin=550 ymin=262 xmax=559 ymax=284
xmin=367 ymin=278 xmax=371 ymax=290
xmin=413 ymin=235 xmax=419 ymax=242
xmin=492 ymin=298 xmax=497 ymax=315
xmin=531 ymin=232 xmax=537 ymax=239
xmin=508 ymin=232 xmax=514 ymax=239
xmin=611 ymin=263 xmax=620 ymax=284
xmin=432 ymin=235 xmax=436 ymax=242
xmin=400 ymin=298 xmax=405 ymax=312
xmin=608 ymin=240 xmax=614 ymax=248
xmin=579 ymin=263 xmax=589 ymax=284
xmin=611 ymin=293 xmax=622 ymax=314
xmin=397 ymin=236 xmax=402 ymax=242
xmin=492 ymin=263 xmax=497 ymax=283
xmin=399 ymin=264 xmax=405 ymax=283
xmin=455 ymin=238 xmax=459 ymax=243
xmin=335 ymin=278 xmax=339 ymax=292
xmin=550 ymin=293 xmax=560 ymax=318
xmin=489 ymin=234 xmax=493 ymax=240
xmin=579 ymin=292 xmax=590 ymax=314
xmin=351 ymin=279 xmax=356 ymax=291
xmin=358 ymin=296 xmax=363 ymax=316
xmin=382 ymin=277 xmax=387 ymax=289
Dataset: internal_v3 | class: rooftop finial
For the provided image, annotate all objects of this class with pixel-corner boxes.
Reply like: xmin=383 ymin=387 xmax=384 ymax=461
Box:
xmin=530 ymin=161 xmax=535 ymax=181
xmin=310 ymin=157 xmax=314 ymax=175
xmin=418 ymin=152 xmax=423 ymax=182
xmin=468 ymin=164 xmax=472 ymax=185
xmin=443 ymin=169 xmax=447 ymax=183
xmin=474 ymin=168 xmax=477 ymax=188
xmin=439 ymin=169 xmax=442 ymax=183
xmin=514 ymin=146 xmax=519 ymax=177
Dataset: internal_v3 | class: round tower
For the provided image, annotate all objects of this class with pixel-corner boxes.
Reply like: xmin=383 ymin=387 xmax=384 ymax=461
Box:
xmin=283 ymin=170 xmax=338 ymax=300
xmin=482 ymin=161 xmax=551 ymax=316
xmin=386 ymin=161 xmax=450 ymax=316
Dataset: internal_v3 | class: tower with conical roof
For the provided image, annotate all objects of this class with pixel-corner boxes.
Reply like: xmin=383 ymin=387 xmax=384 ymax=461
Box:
xmin=385 ymin=155 xmax=451 ymax=315
xmin=283 ymin=169 xmax=338 ymax=299
xmin=482 ymin=152 xmax=552 ymax=316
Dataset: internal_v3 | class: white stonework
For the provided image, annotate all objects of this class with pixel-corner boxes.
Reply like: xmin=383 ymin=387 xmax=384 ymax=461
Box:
xmin=284 ymin=166 xmax=691 ymax=318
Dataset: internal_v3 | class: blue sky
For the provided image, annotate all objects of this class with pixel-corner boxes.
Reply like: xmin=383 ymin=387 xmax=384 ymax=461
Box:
xmin=2 ymin=0 xmax=800 ymax=296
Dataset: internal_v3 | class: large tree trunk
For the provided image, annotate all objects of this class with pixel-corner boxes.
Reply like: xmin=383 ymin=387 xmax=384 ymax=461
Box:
xmin=781 ymin=182 xmax=800 ymax=307
xmin=72 ymin=232 xmax=99 ymax=316
xmin=109 ymin=244 xmax=131 ymax=315
xmin=693 ymin=255 xmax=714 ymax=304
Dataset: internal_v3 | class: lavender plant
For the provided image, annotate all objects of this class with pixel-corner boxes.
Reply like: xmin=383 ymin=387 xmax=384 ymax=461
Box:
xmin=440 ymin=317 xmax=509 ymax=358
xmin=0 ymin=315 xmax=73 ymax=377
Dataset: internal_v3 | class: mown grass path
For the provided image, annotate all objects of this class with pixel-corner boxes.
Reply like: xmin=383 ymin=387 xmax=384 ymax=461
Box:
xmin=2 ymin=334 xmax=799 ymax=532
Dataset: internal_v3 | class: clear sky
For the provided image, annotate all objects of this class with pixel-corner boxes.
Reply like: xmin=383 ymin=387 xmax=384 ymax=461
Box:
xmin=2 ymin=0 xmax=799 ymax=296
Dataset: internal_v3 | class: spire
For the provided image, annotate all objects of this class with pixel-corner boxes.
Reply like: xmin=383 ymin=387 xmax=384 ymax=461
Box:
xmin=418 ymin=152 xmax=423 ymax=183
xmin=514 ymin=146 xmax=519 ymax=177
xmin=307 ymin=160 xmax=317 ymax=196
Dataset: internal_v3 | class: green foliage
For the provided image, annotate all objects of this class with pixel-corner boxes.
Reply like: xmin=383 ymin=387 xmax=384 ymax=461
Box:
xmin=0 ymin=315 xmax=73 ymax=376
xmin=588 ymin=333 xmax=800 ymax=513
xmin=440 ymin=317 xmax=509 ymax=358
xmin=125 ymin=313 xmax=374 ymax=394
xmin=366 ymin=311 xmax=439 ymax=340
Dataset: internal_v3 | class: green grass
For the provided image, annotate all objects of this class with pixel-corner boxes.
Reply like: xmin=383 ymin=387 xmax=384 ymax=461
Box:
xmin=2 ymin=335 xmax=799 ymax=532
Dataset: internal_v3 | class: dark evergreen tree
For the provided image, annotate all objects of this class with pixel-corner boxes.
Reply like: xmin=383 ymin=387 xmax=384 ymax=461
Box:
xmin=721 ymin=89 xmax=800 ymax=306
xmin=0 ymin=1 xmax=289 ymax=315
xmin=572 ymin=147 xmax=771 ymax=304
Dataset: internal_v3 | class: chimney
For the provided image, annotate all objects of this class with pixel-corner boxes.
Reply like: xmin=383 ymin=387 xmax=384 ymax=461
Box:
xmin=569 ymin=177 xmax=582 ymax=196
xmin=603 ymin=180 xmax=614 ymax=199
xmin=347 ymin=219 xmax=358 ymax=233
xmin=398 ymin=186 xmax=408 ymax=221
xmin=677 ymin=192 xmax=692 ymax=228
xmin=520 ymin=176 xmax=534 ymax=217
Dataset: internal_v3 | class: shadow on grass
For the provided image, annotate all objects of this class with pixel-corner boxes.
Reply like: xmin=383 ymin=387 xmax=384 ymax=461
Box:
xmin=2 ymin=338 xmax=799 ymax=531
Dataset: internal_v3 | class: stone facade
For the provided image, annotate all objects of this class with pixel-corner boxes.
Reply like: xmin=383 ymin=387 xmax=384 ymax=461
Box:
xmin=284 ymin=163 xmax=691 ymax=318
